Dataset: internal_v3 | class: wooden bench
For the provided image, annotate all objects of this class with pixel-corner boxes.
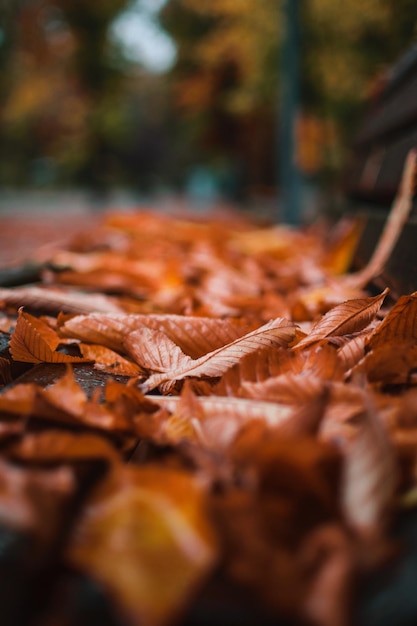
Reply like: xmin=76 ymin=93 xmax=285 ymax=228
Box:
xmin=345 ymin=44 xmax=417 ymax=296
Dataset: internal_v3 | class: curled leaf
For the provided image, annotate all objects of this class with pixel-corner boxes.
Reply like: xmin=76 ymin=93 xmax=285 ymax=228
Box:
xmin=294 ymin=290 xmax=388 ymax=350
xmin=9 ymin=309 xmax=89 ymax=364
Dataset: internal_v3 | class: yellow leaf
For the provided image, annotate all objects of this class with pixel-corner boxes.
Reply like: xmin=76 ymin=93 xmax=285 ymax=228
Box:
xmin=321 ymin=218 xmax=365 ymax=275
xmin=67 ymin=465 xmax=217 ymax=626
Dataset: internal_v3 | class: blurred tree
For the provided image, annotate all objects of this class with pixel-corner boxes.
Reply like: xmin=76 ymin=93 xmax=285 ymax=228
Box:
xmin=1 ymin=0 xmax=417 ymax=197
xmin=161 ymin=0 xmax=417 ymax=200
xmin=302 ymin=0 xmax=417 ymax=177
xmin=57 ymin=0 xmax=132 ymax=193
xmin=0 ymin=0 xmax=134 ymax=190
xmin=160 ymin=0 xmax=280 ymax=202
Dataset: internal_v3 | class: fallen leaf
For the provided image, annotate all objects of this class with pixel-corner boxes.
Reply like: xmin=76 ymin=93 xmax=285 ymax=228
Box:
xmin=0 ymin=457 xmax=75 ymax=543
xmin=67 ymin=464 xmax=217 ymax=626
xmin=294 ymin=289 xmax=388 ymax=350
xmin=79 ymin=343 xmax=143 ymax=377
xmin=60 ymin=313 xmax=254 ymax=358
xmin=6 ymin=430 xmax=121 ymax=466
xmin=366 ymin=291 xmax=417 ymax=351
xmin=148 ymin=387 xmax=295 ymax=449
xmin=0 ymin=285 xmax=126 ymax=314
xmin=336 ymin=332 xmax=368 ymax=374
xmin=126 ymin=317 xmax=296 ymax=392
xmin=0 ymin=382 xmax=37 ymax=416
xmin=300 ymin=525 xmax=354 ymax=626
xmin=0 ymin=356 xmax=12 ymax=385
xmin=364 ymin=341 xmax=417 ymax=385
xmin=341 ymin=395 xmax=397 ymax=541
xmin=9 ymin=309 xmax=89 ymax=364
xmin=321 ymin=217 xmax=365 ymax=276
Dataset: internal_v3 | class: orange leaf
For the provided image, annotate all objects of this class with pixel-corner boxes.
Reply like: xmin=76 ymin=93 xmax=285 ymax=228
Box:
xmin=126 ymin=317 xmax=296 ymax=392
xmin=364 ymin=342 xmax=417 ymax=385
xmin=0 ymin=285 xmax=125 ymax=314
xmin=0 ymin=458 xmax=74 ymax=538
xmin=7 ymin=431 xmax=121 ymax=465
xmin=151 ymin=391 xmax=295 ymax=449
xmin=341 ymin=396 xmax=396 ymax=538
xmin=67 ymin=465 xmax=217 ymax=626
xmin=0 ymin=356 xmax=12 ymax=385
xmin=9 ymin=309 xmax=89 ymax=364
xmin=242 ymin=373 xmax=325 ymax=405
xmin=366 ymin=291 xmax=417 ymax=351
xmin=79 ymin=343 xmax=143 ymax=377
xmin=294 ymin=289 xmax=388 ymax=350
xmin=336 ymin=333 xmax=368 ymax=374
xmin=0 ymin=383 xmax=37 ymax=415
xmin=60 ymin=313 xmax=253 ymax=358
xmin=36 ymin=367 xmax=133 ymax=433
xmin=321 ymin=217 xmax=365 ymax=275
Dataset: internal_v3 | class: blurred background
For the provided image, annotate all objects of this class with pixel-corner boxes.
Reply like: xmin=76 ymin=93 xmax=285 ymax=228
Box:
xmin=1 ymin=0 xmax=417 ymax=219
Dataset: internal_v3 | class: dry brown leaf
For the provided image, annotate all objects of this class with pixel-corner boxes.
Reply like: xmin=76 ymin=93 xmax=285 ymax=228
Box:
xmin=104 ymin=379 xmax=159 ymax=413
xmin=0 ymin=285 xmax=126 ymax=314
xmin=292 ymin=282 xmax=369 ymax=320
xmin=366 ymin=291 xmax=417 ymax=351
xmin=126 ymin=317 xmax=296 ymax=392
xmin=242 ymin=373 xmax=326 ymax=405
xmin=320 ymin=217 xmax=365 ymax=276
xmin=318 ymin=383 xmax=371 ymax=447
xmin=0 ymin=382 xmax=37 ymax=416
xmin=231 ymin=432 xmax=341 ymax=521
xmin=336 ymin=333 xmax=368 ymax=374
xmin=149 ymin=390 xmax=295 ymax=450
xmin=49 ymin=250 xmax=159 ymax=295
xmin=300 ymin=525 xmax=354 ymax=626
xmin=6 ymin=430 xmax=121 ymax=465
xmin=9 ymin=309 xmax=90 ymax=364
xmin=67 ymin=464 xmax=217 ymax=626
xmin=17 ymin=367 xmax=134 ymax=434
xmin=152 ymin=393 xmax=295 ymax=426
xmin=60 ymin=313 xmax=254 ymax=359
xmin=294 ymin=289 xmax=388 ymax=350
xmin=210 ymin=347 xmax=299 ymax=397
xmin=0 ymin=205 xmax=412 ymax=625
xmin=341 ymin=395 xmax=397 ymax=540
xmin=53 ymin=268 xmax=152 ymax=298
xmin=364 ymin=341 xmax=417 ymax=385
xmin=160 ymin=383 xmax=206 ymax=446
xmin=240 ymin=344 xmax=343 ymax=403
xmin=0 ymin=457 xmax=75 ymax=543
xmin=0 ymin=356 xmax=12 ymax=385
xmin=79 ymin=343 xmax=143 ymax=377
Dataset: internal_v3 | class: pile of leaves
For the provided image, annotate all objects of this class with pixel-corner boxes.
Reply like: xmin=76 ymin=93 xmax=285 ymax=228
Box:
xmin=1 ymin=204 xmax=417 ymax=626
